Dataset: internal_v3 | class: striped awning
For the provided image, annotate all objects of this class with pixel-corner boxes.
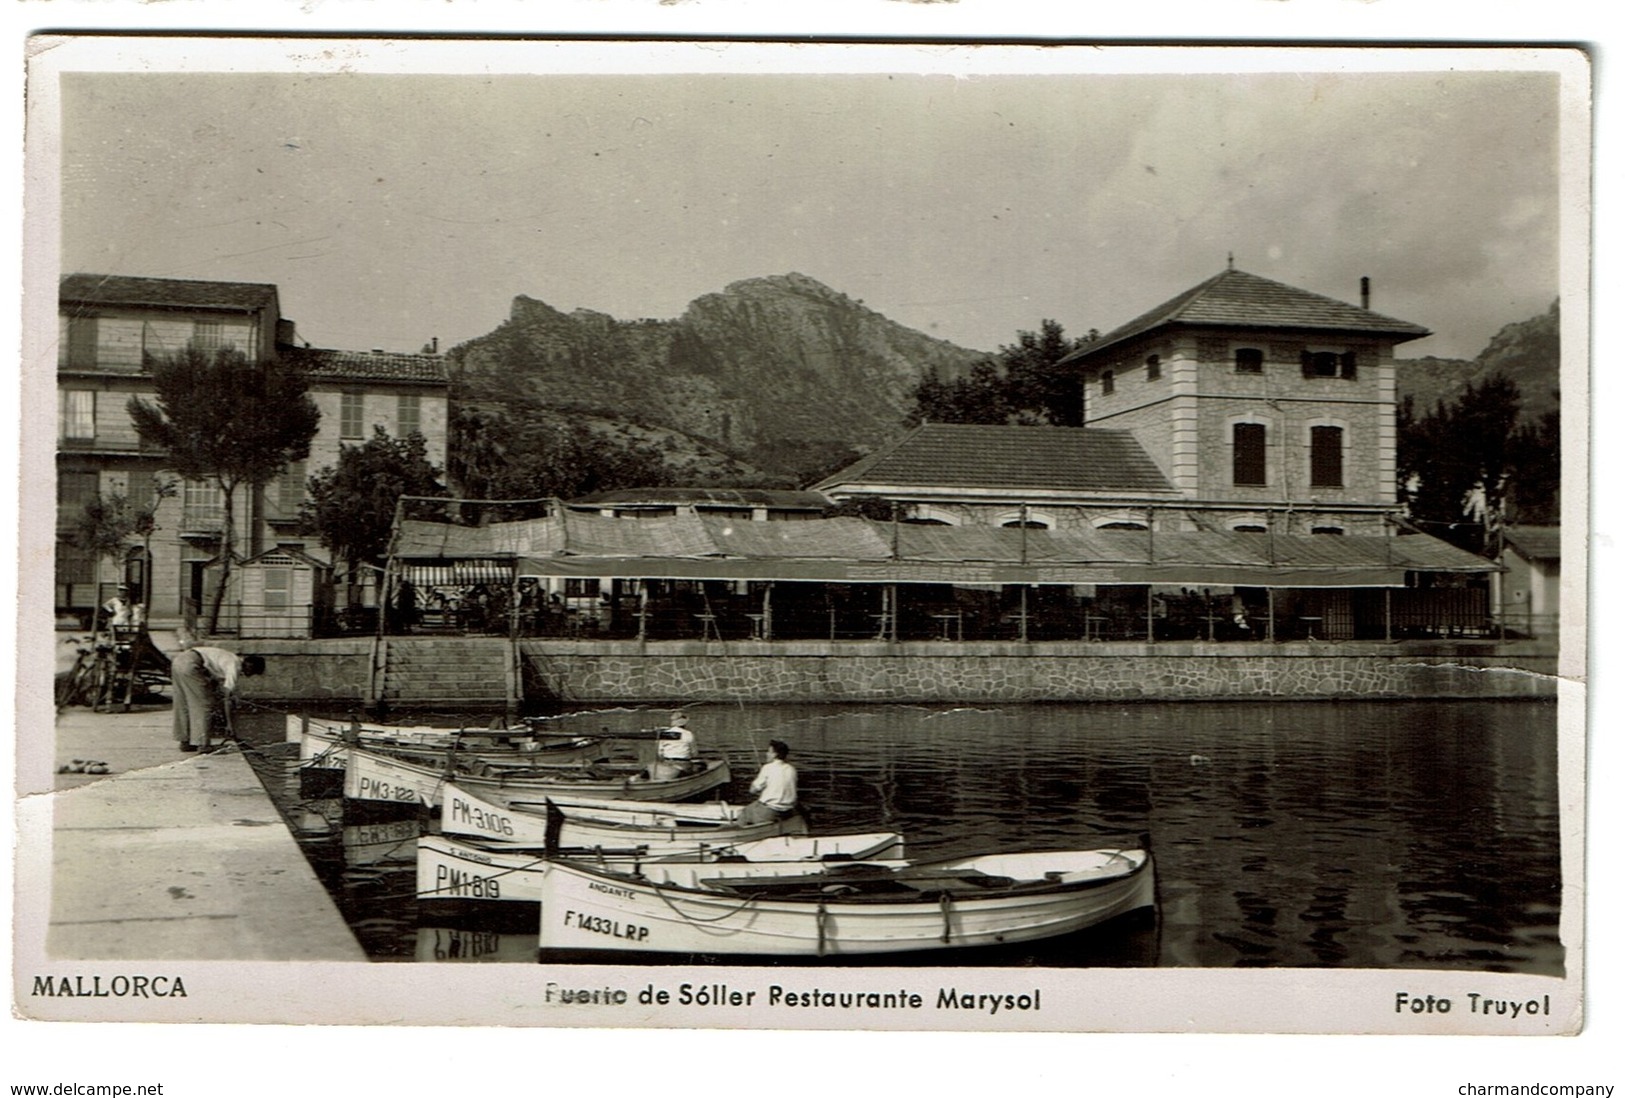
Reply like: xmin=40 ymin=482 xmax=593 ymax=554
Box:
xmin=398 ymin=560 xmax=516 ymax=587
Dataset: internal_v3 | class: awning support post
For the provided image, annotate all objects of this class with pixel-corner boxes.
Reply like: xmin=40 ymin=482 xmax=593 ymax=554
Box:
xmin=1384 ymin=587 xmax=1393 ymax=643
xmin=1267 ymin=588 xmax=1277 ymax=642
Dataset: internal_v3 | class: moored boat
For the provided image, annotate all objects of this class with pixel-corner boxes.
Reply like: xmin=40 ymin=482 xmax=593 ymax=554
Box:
xmin=440 ymin=782 xmax=808 ymax=849
xmin=536 ymin=846 xmax=1155 ymax=957
xmin=293 ymin=715 xmax=604 ymax=771
xmin=417 ymin=830 xmax=908 ymax=907
xmin=343 ymin=743 xmax=731 ymax=807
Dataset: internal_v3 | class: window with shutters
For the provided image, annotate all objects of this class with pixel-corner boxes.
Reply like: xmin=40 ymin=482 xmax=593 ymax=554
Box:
xmin=398 ymin=394 xmax=422 ymax=437
xmin=57 ymin=471 xmax=100 ymax=531
xmin=1232 ymin=423 xmax=1267 ymax=486
xmin=67 ymin=316 xmax=99 ymax=368
xmin=1310 ymin=426 xmax=1344 ymax=487
xmin=278 ymin=461 xmax=306 ymax=516
xmin=341 ymin=392 xmax=365 ymax=439
xmin=1301 ymin=349 xmax=1357 ymax=379
xmin=193 ymin=320 xmax=224 ymax=350
xmin=60 ymin=390 xmax=96 ymax=441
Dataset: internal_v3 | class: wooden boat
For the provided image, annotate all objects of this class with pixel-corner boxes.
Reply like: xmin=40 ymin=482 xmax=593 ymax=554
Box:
xmin=537 ymin=846 xmax=1155 ymax=957
xmin=440 ymin=782 xmax=809 ymax=849
xmin=290 ymin=715 xmax=603 ymax=771
xmin=343 ymin=743 xmax=731 ymax=807
xmin=417 ymin=831 xmax=908 ymax=906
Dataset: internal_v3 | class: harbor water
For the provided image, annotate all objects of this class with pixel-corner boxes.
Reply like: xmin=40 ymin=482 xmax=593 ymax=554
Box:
xmin=237 ymin=698 xmax=1562 ymax=972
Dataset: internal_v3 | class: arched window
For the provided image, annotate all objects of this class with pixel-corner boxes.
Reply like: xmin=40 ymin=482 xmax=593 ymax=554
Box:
xmin=996 ymin=509 xmax=1056 ymax=530
xmin=1310 ymin=525 xmax=1346 ymax=536
xmin=907 ymin=505 xmax=961 ymax=526
xmin=1092 ymin=513 xmax=1149 ymax=531
xmin=1228 ymin=515 xmax=1269 ymax=533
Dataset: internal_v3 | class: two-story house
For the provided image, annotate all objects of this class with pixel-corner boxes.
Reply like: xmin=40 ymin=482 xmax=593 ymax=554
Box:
xmin=816 ymin=267 xmax=1430 ymax=538
xmin=56 ymin=273 xmax=449 ymax=628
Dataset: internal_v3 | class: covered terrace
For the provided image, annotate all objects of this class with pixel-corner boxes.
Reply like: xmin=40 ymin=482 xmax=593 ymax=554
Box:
xmin=382 ymin=507 xmax=1501 ymax=644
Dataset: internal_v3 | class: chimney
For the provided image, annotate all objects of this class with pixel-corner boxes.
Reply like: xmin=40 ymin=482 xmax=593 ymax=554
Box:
xmin=431 ymin=337 xmax=439 ymax=354
xmin=1360 ymin=276 xmax=1370 ymax=310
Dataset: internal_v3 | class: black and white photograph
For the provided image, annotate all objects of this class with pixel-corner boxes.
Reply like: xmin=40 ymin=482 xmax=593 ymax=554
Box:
xmin=10 ymin=26 xmax=1611 ymax=1093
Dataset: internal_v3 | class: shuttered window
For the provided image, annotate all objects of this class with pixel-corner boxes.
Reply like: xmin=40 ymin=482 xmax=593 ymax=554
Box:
xmin=398 ymin=394 xmax=422 ymax=437
xmin=60 ymin=390 xmax=95 ymax=441
xmin=1233 ymin=423 xmax=1266 ymax=486
xmin=341 ymin=392 xmax=365 ymax=439
xmin=1310 ymin=426 xmax=1344 ymax=487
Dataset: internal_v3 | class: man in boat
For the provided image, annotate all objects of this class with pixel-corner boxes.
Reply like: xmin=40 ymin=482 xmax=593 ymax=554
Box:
xmin=171 ymin=647 xmax=265 ymax=753
xmin=739 ymin=739 xmax=798 ymax=825
xmin=649 ymin=711 xmax=701 ymax=779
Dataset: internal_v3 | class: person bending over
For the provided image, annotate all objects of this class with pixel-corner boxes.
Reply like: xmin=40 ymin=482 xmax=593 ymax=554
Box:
xmin=171 ymin=647 xmax=265 ymax=753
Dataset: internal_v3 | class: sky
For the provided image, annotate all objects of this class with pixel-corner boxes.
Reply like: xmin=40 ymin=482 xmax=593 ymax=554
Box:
xmin=54 ymin=48 xmax=1570 ymax=362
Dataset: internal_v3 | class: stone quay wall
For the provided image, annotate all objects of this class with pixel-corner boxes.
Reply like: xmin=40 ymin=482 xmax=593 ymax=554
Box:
xmin=522 ymin=639 xmax=1557 ymax=705
xmin=232 ymin=637 xmax=1557 ymax=706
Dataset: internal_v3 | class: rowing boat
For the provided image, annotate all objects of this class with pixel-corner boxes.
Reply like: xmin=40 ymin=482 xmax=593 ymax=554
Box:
xmin=290 ymin=715 xmax=604 ymax=771
xmin=536 ymin=846 xmax=1155 ymax=957
xmin=417 ymin=831 xmax=907 ymax=906
xmin=440 ymin=782 xmax=808 ymax=849
xmin=343 ymin=743 xmax=731 ymax=807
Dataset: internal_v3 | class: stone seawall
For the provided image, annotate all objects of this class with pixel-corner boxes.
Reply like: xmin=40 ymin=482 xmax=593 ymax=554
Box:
xmin=231 ymin=637 xmax=1557 ymax=706
xmin=522 ymin=639 xmax=1558 ymax=705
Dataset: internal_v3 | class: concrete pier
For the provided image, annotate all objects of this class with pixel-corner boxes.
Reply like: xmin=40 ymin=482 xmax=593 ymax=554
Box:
xmin=43 ymin=706 xmax=364 ymax=962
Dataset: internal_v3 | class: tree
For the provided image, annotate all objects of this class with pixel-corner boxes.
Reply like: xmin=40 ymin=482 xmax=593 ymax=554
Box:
xmin=67 ymin=477 xmax=176 ymax=633
xmin=446 ymin=400 xmax=683 ymax=507
xmin=909 ymin=320 xmax=1095 ymax=426
xmin=128 ymin=345 xmax=321 ymax=631
xmin=1397 ymin=373 xmax=1526 ymax=553
xmin=305 ymin=427 xmax=448 ymax=574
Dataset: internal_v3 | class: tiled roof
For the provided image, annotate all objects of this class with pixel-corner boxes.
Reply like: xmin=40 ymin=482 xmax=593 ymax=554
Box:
xmin=814 ymin=424 xmax=1174 ymax=495
xmin=283 ymin=346 xmax=449 ymax=385
xmin=60 ymin=273 xmax=279 ymax=313
xmin=1502 ymin=525 xmax=1561 ymax=562
xmin=571 ymin=488 xmax=830 ymax=510
xmin=1061 ymin=268 xmax=1431 ymax=365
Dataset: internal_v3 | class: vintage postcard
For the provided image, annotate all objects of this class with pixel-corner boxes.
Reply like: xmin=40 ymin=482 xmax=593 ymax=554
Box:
xmin=13 ymin=33 xmax=1597 ymax=1067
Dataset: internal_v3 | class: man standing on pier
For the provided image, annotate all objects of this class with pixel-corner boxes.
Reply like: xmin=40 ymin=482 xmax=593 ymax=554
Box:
xmin=171 ymin=646 xmax=265 ymax=752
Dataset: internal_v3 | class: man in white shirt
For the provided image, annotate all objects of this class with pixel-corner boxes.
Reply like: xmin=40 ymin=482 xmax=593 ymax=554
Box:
xmin=739 ymin=739 xmax=798 ymax=825
xmin=649 ymin=711 xmax=699 ymax=779
xmin=171 ymin=646 xmax=265 ymax=752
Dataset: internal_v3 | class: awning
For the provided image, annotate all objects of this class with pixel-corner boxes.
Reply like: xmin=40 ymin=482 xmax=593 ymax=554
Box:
xmin=395 ymin=511 xmax=1498 ymax=590
xmin=398 ymin=560 xmax=516 ymax=587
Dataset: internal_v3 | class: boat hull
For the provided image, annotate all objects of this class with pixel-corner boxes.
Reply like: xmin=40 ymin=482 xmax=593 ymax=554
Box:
xmin=440 ymin=782 xmax=807 ymax=849
xmin=416 ymin=832 xmax=907 ymax=906
xmin=295 ymin=716 xmax=602 ymax=771
xmin=537 ymin=849 xmax=1155 ymax=957
xmin=344 ymin=745 xmax=730 ymax=807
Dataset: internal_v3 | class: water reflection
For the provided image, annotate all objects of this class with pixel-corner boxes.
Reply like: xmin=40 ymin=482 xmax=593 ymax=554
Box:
xmin=239 ymin=698 xmax=1561 ymax=973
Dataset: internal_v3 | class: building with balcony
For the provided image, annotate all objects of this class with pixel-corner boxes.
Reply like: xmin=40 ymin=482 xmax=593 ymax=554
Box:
xmin=56 ymin=273 xmax=449 ymax=629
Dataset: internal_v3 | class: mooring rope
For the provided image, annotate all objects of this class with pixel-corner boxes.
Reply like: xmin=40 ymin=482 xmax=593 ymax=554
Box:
xmin=648 ymin=879 xmax=760 ymax=923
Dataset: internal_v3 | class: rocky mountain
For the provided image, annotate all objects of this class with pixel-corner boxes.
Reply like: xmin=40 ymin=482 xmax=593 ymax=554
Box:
xmin=1397 ymin=300 xmax=1560 ymax=424
xmin=447 ymin=273 xmax=989 ymax=485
